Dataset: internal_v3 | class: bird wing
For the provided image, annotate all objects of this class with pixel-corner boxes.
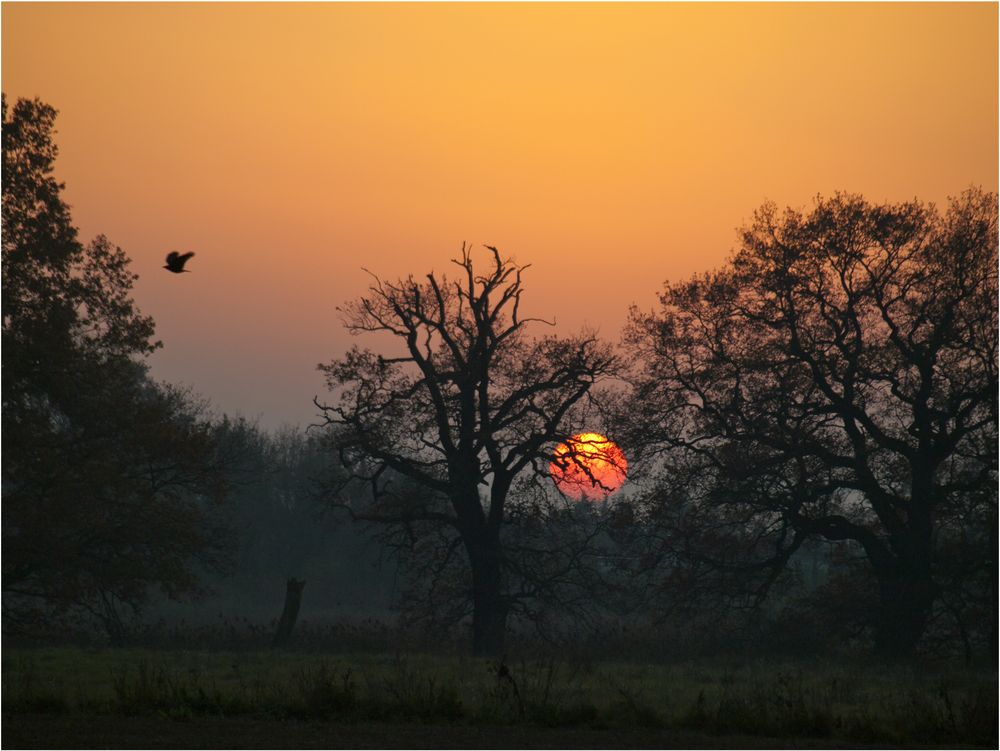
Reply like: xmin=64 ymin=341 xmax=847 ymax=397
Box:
xmin=166 ymin=251 xmax=179 ymax=264
xmin=178 ymin=252 xmax=196 ymax=262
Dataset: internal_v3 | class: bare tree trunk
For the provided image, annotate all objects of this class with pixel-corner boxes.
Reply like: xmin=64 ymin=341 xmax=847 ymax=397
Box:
xmin=468 ymin=537 xmax=508 ymax=657
xmin=989 ymin=521 xmax=998 ymax=663
xmin=872 ymin=559 xmax=936 ymax=659
xmin=100 ymin=591 xmax=129 ymax=647
xmin=272 ymin=578 xmax=306 ymax=648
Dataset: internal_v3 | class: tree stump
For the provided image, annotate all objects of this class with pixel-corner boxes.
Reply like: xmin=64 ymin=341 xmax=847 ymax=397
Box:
xmin=271 ymin=578 xmax=306 ymax=648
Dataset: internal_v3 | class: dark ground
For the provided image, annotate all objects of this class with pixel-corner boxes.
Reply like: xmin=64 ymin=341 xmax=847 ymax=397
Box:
xmin=2 ymin=714 xmax=915 ymax=750
xmin=4 ymin=648 xmax=995 ymax=749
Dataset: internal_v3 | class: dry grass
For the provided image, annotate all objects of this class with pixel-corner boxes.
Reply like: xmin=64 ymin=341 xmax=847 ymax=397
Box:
xmin=3 ymin=648 xmax=996 ymax=747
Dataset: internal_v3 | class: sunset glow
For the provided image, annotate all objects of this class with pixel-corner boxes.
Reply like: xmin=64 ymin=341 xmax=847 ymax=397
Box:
xmin=2 ymin=3 xmax=995 ymax=427
xmin=550 ymin=433 xmax=628 ymax=501
xmin=2 ymin=0 xmax=994 ymax=729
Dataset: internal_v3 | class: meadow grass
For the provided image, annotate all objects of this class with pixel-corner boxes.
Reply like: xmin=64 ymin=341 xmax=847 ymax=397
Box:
xmin=2 ymin=647 xmax=996 ymax=747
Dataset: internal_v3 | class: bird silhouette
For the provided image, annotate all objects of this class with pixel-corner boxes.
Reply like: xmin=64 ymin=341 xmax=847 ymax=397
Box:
xmin=164 ymin=251 xmax=195 ymax=273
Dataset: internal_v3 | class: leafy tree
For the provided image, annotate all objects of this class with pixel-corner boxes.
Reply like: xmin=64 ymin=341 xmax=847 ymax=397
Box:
xmin=624 ymin=190 xmax=998 ymax=657
xmin=2 ymin=96 xmax=231 ymax=642
xmin=316 ymin=246 xmax=618 ymax=655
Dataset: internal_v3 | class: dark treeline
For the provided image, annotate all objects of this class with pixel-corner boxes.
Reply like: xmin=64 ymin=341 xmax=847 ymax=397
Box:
xmin=3 ymin=95 xmax=996 ymax=663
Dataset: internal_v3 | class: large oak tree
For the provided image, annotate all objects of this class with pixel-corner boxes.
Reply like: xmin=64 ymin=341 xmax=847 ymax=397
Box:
xmin=316 ymin=247 xmax=618 ymax=655
xmin=625 ymin=190 xmax=997 ymax=657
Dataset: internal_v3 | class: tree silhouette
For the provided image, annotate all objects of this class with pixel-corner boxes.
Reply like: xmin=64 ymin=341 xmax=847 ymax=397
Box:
xmin=2 ymin=96 xmax=231 ymax=642
xmin=316 ymin=246 xmax=618 ymax=655
xmin=624 ymin=190 xmax=998 ymax=657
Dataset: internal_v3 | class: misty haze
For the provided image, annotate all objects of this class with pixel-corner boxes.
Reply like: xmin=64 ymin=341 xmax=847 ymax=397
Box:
xmin=2 ymin=3 xmax=997 ymax=750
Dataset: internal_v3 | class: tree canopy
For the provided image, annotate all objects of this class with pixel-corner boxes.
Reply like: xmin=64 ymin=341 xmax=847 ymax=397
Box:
xmin=624 ymin=189 xmax=998 ymax=656
xmin=2 ymin=96 xmax=232 ymax=642
xmin=316 ymin=246 xmax=618 ymax=654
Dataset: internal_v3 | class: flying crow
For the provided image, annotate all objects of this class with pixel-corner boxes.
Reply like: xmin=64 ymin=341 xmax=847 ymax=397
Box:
xmin=164 ymin=251 xmax=195 ymax=273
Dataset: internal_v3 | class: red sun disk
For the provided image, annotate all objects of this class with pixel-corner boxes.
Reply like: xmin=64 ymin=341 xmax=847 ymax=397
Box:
xmin=550 ymin=432 xmax=628 ymax=501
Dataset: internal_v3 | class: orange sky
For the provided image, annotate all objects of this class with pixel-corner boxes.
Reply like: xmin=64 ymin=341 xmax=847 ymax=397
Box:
xmin=3 ymin=2 xmax=997 ymax=427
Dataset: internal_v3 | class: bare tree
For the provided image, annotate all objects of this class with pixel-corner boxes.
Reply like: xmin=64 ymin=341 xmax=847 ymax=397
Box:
xmin=315 ymin=245 xmax=618 ymax=655
xmin=624 ymin=190 xmax=998 ymax=657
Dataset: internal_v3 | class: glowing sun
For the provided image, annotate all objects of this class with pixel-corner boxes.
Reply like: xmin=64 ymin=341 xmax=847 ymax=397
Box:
xmin=550 ymin=432 xmax=628 ymax=501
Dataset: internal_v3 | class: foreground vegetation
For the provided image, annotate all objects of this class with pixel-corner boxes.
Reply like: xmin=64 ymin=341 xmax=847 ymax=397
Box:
xmin=3 ymin=648 xmax=996 ymax=748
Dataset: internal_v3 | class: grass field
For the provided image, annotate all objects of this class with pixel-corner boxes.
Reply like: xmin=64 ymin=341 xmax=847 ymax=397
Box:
xmin=3 ymin=648 xmax=996 ymax=748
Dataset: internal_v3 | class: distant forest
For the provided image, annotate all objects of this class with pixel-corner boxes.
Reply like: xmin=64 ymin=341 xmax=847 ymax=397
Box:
xmin=4 ymin=95 xmax=996 ymax=662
